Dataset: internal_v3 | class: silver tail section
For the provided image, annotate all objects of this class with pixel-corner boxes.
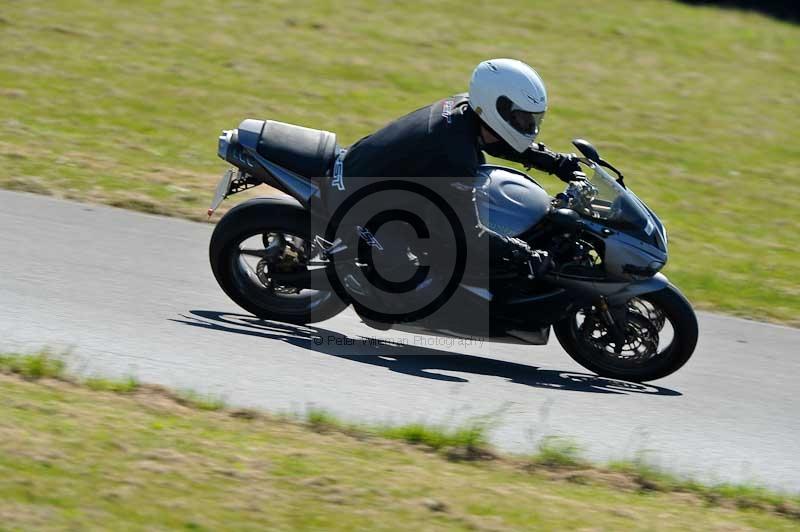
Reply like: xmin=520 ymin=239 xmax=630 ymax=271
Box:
xmin=223 ymin=119 xmax=321 ymax=209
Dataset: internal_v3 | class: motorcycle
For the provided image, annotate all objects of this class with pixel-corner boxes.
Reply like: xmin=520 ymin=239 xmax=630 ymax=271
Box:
xmin=208 ymin=119 xmax=698 ymax=382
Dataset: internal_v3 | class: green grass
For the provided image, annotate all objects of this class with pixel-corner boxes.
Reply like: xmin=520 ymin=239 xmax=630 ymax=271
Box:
xmin=1 ymin=1 xmax=799 ymax=325
xmin=0 ymin=350 xmax=66 ymax=379
xmin=377 ymin=422 xmax=489 ymax=454
xmin=0 ymin=352 xmax=798 ymax=530
xmin=305 ymin=407 xmax=490 ymax=456
xmin=607 ymin=457 xmax=800 ymax=515
xmin=85 ymin=375 xmax=140 ymax=393
xmin=173 ymin=389 xmax=227 ymax=411
xmin=533 ymin=436 xmax=587 ymax=468
xmin=305 ymin=406 xmax=346 ymax=431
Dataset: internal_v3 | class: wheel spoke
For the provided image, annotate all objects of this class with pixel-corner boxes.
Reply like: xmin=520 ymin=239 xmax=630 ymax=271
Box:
xmin=574 ymin=307 xmax=662 ymax=367
xmin=239 ymin=248 xmax=271 ymax=259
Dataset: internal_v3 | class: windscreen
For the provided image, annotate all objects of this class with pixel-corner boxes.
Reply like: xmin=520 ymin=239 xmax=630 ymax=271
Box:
xmin=575 ymin=162 xmax=656 ymax=241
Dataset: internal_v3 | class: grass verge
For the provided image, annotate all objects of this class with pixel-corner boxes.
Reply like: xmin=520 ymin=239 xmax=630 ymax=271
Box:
xmin=85 ymin=375 xmax=140 ymax=394
xmin=0 ymin=352 xmax=798 ymax=530
xmin=1 ymin=1 xmax=799 ymax=324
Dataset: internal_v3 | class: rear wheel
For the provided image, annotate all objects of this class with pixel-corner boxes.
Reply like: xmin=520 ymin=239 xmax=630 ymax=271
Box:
xmin=209 ymin=196 xmax=347 ymax=324
xmin=553 ymin=285 xmax=698 ymax=382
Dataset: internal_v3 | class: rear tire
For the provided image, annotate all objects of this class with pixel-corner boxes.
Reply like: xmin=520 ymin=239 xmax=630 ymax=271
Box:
xmin=554 ymin=285 xmax=698 ymax=382
xmin=209 ymin=196 xmax=347 ymax=324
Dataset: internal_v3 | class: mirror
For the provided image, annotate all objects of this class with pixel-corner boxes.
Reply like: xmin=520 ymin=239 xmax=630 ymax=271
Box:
xmin=572 ymin=138 xmax=600 ymax=162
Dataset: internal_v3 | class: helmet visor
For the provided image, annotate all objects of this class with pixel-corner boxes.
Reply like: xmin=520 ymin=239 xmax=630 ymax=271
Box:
xmin=496 ymin=96 xmax=544 ymax=136
xmin=509 ymin=106 xmax=543 ymax=136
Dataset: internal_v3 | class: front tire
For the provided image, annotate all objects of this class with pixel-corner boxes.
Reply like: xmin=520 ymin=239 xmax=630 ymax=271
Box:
xmin=554 ymin=285 xmax=698 ymax=382
xmin=209 ymin=196 xmax=347 ymax=324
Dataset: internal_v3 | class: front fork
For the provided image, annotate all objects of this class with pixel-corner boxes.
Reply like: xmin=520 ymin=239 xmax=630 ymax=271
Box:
xmin=597 ymin=297 xmax=629 ymax=351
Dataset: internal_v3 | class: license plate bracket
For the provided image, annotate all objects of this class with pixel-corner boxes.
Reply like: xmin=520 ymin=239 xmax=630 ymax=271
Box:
xmin=208 ymin=168 xmax=237 ymax=217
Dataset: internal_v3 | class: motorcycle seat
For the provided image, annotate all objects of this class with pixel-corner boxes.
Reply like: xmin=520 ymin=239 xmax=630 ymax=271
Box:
xmin=257 ymin=120 xmax=338 ymax=180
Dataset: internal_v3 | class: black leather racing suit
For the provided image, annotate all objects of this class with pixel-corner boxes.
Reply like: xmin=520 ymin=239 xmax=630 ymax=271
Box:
xmin=325 ymin=94 xmax=577 ymax=321
xmin=342 ymin=93 xmax=575 ymax=181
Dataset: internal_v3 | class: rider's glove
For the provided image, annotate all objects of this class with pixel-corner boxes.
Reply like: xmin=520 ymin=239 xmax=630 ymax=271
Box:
xmin=554 ymin=153 xmax=584 ymax=183
xmin=499 ymin=142 xmax=586 ymax=183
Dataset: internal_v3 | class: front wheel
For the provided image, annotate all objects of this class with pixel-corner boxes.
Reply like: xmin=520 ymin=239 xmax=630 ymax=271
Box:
xmin=553 ymin=285 xmax=698 ymax=382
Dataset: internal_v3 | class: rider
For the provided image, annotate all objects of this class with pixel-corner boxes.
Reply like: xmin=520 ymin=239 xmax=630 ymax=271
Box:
xmin=341 ymin=58 xmax=582 ymax=185
xmin=328 ymin=58 xmax=582 ymax=322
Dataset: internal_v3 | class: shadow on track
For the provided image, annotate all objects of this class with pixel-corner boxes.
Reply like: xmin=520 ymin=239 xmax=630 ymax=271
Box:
xmin=171 ymin=310 xmax=682 ymax=397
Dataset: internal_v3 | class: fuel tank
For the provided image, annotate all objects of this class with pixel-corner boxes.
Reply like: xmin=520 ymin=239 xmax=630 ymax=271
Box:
xmin=474 ymin=165 xmax=551 ymax=237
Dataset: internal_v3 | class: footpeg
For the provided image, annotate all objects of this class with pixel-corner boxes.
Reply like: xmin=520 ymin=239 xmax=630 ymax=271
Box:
xmin=315 ymin=236 xmax=348 ymax=259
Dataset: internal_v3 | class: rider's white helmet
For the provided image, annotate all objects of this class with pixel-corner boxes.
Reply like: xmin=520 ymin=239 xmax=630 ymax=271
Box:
xmin=469 ymin=59 xmax=548 ymax=153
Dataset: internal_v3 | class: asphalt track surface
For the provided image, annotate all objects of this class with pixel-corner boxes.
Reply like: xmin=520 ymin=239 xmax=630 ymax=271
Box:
xmin=1 ymin=189 xmax=798 ymax=491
